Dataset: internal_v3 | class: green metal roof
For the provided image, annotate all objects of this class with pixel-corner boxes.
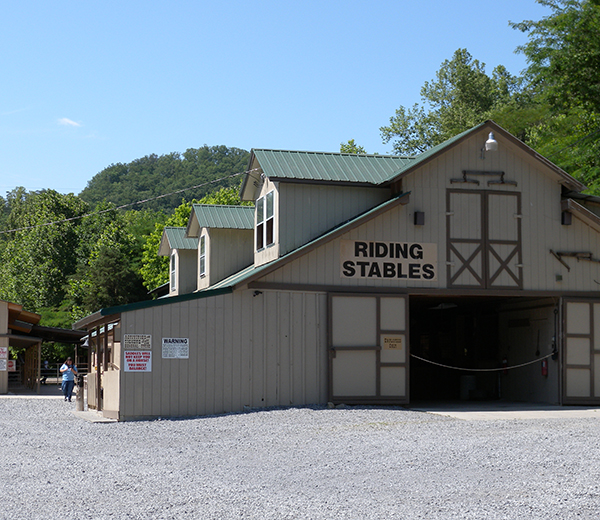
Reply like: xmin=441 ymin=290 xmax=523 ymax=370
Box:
xmin=191 ymin=204 xmax=254 ymax=229
xmin=252 ymin=149 xmax=415 ymax=184
xmin=161 ymin=227 xmax=198 ymax=251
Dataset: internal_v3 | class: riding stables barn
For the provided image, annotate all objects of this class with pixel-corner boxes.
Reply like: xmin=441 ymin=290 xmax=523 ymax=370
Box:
xmin=74 ymin=121 xmax=600 ymax=421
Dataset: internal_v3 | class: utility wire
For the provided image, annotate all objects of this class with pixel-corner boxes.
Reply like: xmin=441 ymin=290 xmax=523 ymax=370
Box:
xmin=0 ymin=168 xmax=259 ymax=235
xmin=546 ymin=127 xmax=600 ymax=160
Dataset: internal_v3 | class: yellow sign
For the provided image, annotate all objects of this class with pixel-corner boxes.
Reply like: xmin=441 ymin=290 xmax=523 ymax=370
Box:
xmin=383 ymin=335 xmax=403 ymax=350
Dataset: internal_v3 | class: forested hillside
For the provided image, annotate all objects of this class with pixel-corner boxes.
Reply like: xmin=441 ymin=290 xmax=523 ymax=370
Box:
xmin=79 ymin=145 xmax=250 ymax=212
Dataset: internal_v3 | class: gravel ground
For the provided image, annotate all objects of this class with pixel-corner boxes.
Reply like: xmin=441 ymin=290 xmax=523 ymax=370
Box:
xmin=1 ymin=398 xmax=599 ymax=519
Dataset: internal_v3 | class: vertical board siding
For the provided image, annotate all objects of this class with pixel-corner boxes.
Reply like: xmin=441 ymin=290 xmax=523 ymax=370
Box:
xmin=119 ymin=290 xmax=327 ymax=419
xmin=279 ymin=183 xmax=390 ymax=256
xmin=260 ymin=130 xmax=600 ymax=292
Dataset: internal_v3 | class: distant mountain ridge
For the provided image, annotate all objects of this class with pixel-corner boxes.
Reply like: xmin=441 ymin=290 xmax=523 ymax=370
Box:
xmin=79 ymin=145 xmax=250 ymax=212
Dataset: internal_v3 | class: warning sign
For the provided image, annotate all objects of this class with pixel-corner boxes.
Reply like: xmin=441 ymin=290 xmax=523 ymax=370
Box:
xmin=7 ymin=360 xmax=16 ymax=372
xmin=123 ymin=334 xmax=152 ymax=349
xmin=382 ymin=335 xmax=403 ymax=351
xmin=162 ymin=338 xmax=189 ymax=359
xmin=0 ymin=359 xmax=6 ymax=371
xmin=0 ymin=347 xmax=7 ymax=359
xmin=124 ymin=351 xmax=152 ymax=372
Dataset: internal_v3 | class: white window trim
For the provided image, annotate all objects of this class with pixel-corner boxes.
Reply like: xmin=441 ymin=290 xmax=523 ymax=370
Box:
xmin=199 ymin=235 xmax=206 ymax=278
xmin=170 ymin=251 xmax=176 ymax=291
xmin=256 ymin=190 xmax=274 ymax=251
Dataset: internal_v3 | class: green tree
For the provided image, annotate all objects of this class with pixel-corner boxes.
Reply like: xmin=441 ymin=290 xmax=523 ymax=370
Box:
xmin=511 ymin=0 xmax=600 ymax=114
xmin=510 ymin=0 xmax=600 ymax=191
xmin=0 ymin=189 xmax=88 ymax=311
xmin=340 ymin=139 xmax=367 ymax=154
xmin=380 ymin=49 xmax=523 ymax=155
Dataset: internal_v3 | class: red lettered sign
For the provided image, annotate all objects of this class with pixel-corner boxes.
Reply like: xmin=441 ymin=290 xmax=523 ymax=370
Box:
xmin=124 ymin=350 xmax=152 ymax=372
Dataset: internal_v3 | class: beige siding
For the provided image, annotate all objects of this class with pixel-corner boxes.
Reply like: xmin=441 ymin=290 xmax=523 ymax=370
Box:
xmin=176 ymin=249 xmax=197 ymax=295
xmin=260 ymin=129 xmax=600 ymax=293
xmin=118 ymin=290 xmax=327 ymax=419
xmin=199 ymin=228 xmax=253 ymax=290
xmin=278 ymin=183 xmax=391 ymax=256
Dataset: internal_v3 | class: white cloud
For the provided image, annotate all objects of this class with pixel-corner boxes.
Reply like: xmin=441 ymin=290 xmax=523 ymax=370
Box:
xmin=58 ymin=118 xmax=82 ymax=127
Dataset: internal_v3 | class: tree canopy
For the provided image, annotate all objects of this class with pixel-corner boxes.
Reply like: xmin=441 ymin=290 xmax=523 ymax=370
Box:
xmin=79 ymin=145 xmax=250 ymax=212
xmin=379 ymin=1 xmax=600 ymax=192
xmin=380 ymin=49 xmax=523 ymax=156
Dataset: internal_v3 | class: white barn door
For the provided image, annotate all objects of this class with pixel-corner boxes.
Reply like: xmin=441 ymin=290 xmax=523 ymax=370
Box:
xmin=329 ymin=294 xmax=409 ymax=404
xmin=447 ymin=190 xmax=523 ymax=289
xmin=563 ymin=299 xmax=600 ymax=404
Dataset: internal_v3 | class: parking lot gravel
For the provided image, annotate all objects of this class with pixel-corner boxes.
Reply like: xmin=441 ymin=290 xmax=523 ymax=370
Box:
xmin=0 ymin=397 xmax=599 ymax=519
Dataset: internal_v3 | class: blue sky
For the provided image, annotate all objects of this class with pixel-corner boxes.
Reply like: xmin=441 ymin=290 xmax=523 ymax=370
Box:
xmin=0 ymin=0 xmax=550 ymax=197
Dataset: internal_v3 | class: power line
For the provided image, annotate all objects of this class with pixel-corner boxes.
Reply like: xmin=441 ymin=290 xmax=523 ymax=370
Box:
xmin=0 ymin=168 xmax=259 ymax=235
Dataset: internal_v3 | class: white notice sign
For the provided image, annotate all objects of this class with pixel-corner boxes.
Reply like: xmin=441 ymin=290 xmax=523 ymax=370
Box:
xmin=123 ymin=334 xmax=152 ymax=349
xmin=124 ymin=351 xmax=152 ymax=372
xmin=162 ymin=338 xmax=189 ymax=359
xmin=0 ymin=347 xmax=8 ymax=359
xmin=0 ymin=359 xmax=6 ymax=371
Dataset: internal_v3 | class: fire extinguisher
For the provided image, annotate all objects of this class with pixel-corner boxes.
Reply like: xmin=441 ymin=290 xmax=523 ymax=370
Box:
xmin=502 ymin=358 xmax=508 ymax=375
xmin=541 ymin=359 xmax=548 ymax=377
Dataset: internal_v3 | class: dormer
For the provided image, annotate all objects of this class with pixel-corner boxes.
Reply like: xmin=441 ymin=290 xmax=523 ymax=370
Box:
xmin=186 ymin=205 xmax=254 ymax=290
xmin=241 ymin=149 xmax=411 ymax=267
xmin=158 ymin=227 xmax=198 ymax=296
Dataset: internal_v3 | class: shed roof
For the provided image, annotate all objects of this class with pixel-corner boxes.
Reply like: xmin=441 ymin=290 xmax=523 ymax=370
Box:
xmin=158 ymin=227 xmax=198 ymax=256
xmin=251 ymin=149 xmax=415 ymax=185
xmin=191 ymin=204 xmax=254 ymax=230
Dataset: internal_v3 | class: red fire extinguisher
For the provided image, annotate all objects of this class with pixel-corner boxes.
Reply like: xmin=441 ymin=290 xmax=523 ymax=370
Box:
xmin=541 ymin=359 xmax=548 ymax=377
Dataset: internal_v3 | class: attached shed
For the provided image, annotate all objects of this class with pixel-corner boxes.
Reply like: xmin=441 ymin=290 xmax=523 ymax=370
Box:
xmin=74 ymin=121 xmax=600 ymax=420
xmin=1 ymin=300 xmax=86 ymax=394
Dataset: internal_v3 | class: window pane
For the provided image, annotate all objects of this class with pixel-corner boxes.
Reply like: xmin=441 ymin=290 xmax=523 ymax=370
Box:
xmin=200 ymin=236 xmax=205 ymax=255
xmin=200 ymin=256 xmax=205 ymax=276
xmin=266 ymin=191 xmax=274 ymax=219
xmin=266 ymin=217 xmax=274 ymax=245
xmin=256 ymin=197 xmax=264 ymax=223
xmin=256 ymin=223 xmax=264 ymax=250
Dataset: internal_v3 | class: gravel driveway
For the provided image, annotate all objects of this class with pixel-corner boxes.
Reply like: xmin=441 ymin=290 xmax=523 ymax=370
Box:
xmin=0 ymin=397 xmax=599 ymax=519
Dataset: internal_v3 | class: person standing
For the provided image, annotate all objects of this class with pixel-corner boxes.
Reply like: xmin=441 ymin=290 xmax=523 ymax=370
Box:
xmin=60 ymin=357 xmax=77 ymax=402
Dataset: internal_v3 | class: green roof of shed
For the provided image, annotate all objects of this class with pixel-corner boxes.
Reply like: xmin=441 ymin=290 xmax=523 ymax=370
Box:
xmin=158 ymin=227 xmax=198 ymax=256
xmin=190 ymin=204 xmax=254 ymax=229
xmin=252 ymin=149 xmax=415 ymax=185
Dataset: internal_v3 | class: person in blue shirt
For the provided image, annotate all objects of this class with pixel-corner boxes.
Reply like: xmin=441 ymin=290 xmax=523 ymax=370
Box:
xmin=60 ymin=357 xmax=78 ymax=402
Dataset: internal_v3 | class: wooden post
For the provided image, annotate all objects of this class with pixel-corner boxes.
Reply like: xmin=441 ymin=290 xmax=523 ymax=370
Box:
xmin=96 ymin=326 xmax=102 ymax=412
xmin=36 ymin=341 xmax=41 ymax=395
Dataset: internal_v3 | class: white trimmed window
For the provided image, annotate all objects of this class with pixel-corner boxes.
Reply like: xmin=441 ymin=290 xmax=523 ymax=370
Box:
xmin=199 ymin=235 xmax=206 ymax=277
xmin=256 ymin=191 xmax=274 ymax=250
xmin=170 ymin=252 xmax=176 ymax=291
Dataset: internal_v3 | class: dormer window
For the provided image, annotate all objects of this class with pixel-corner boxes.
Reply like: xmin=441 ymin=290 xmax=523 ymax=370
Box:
xmin=170 ymin=252 xmax=176 ymax=291
xmin=256 ymin=191 xmax=274 ymax=250
xmin=199 ymin=235 xmax=206 ymax=277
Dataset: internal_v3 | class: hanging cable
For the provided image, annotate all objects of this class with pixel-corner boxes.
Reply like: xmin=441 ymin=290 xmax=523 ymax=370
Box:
xmin=0 ymin=168 xmax=259 ymax=235
xmin=410 ymin=352 xmax=554 ymax=372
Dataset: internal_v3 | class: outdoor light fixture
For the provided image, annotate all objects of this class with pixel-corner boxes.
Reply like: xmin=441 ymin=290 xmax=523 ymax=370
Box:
xmin=480 ymin=131 xmax=498 ymax=159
